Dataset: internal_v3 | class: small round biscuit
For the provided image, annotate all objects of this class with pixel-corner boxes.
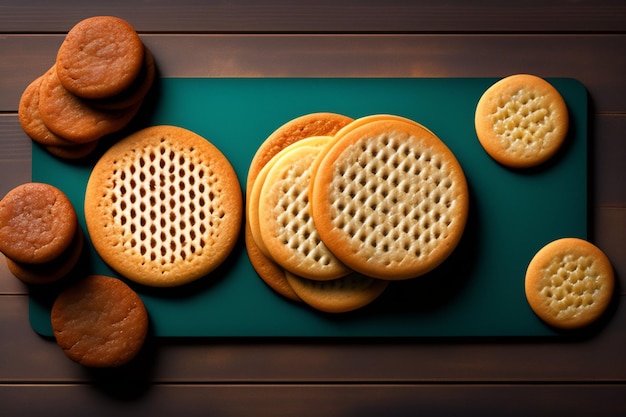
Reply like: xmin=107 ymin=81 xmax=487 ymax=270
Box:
xmin=475 ymin=74 xmax=569 ymax=168
xmin=0 ymin=182 xmax=78 ymax=264
xmin=6 ymin=227 xmax=83 ymax=285
xmin=311 ymin=119 xmax=469 ymax=280
xmin=38 ymin=66 xmax=142 ymax=144
xmin=18 ymin=76 xmax=76 ymax=147
xmin=85 ymin=125 xmax=242 ymax=287
xmin=245 ymin=113 xmax=353 ymax=300
xmin=525 ymin=238 xmax=615 ymax=330
xmin=258 ymin=140 xmax=350 ymax=280
xmin=51 ymin=275 xmax=149 ymax=367
xmin=56 ymin=16 xmax=144 ymax=99
xmin=285 ymin=271 xmax=389 ymax=313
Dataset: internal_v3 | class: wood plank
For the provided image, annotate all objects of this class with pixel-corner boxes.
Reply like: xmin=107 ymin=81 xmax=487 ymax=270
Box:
xmin=1 ymin=0 xmax=625 ymax=33
xmin=0 ymin=383 xmax=625 ymax=416
xmin=1 ymin=35 xmax=625 ymax=113
xmin=1 ymin=293 xmax=625 ymax=383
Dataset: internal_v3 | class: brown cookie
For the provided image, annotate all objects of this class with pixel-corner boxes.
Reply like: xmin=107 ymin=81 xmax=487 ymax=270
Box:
xmin=56 ymin=16 xmax=145 ymax=99
xmin=38 ymin=66 xmax=141 ymax=144
xmin=85 ymin=125 xmax=242 ymax=287
xmin=18 ymin=76 xmax=76 ymax=147
xmin=525 ymin=238 xmax=615 ymax=329
xmin=475 ymin=74 xmax=569 ymax=168
xmin=245 ymin=113 xmax=353 ymax=299
xmin=51 ymin=275 xmax=149 ymax=367
xmin=6 ymin=227 xmax=83 ymax=285
xmin=87 ymin=46 xmax=156 ymax=111
xmin=0 ymin=182 xmax=78 ymax=264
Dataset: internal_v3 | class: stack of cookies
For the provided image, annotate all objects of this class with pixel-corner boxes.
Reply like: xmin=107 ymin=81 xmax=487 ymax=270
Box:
xmin=18 ymin=16 xmax=155 ymax=160
xmin=246 ymin=113 xmax=470 ymax=313
xmin=0 ymin=182 xmax=83 ymax=285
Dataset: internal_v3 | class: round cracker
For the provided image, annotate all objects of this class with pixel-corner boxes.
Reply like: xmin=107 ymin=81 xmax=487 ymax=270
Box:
xmin=475 ymin=74 xmax=569 ymax=168
xmin=525 ymin=238 xmax=614 ymax=329
xmin=311 ymin=118 xmax=469 ymax=280
xmin=258 ymin=140 xmax=350 ymax=280
xmin=245 ymin=112 xmax=353 ymax=300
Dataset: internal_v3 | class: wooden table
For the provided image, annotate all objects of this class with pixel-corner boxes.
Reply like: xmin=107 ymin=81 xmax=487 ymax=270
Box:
xmin=1 ymin=1 xmax=625 ymax=415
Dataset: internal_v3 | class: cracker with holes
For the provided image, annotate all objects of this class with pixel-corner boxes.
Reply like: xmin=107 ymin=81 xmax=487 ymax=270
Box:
xmin=525 ymin=238 xmax=614 ymax=329
xmin=255 ymin=136 xmax=350 ymax=280
xmin=84 ymin=125 xmax=242 ymax=287
xmin=311 ymin=117 xmax=469 ymax=280
xmin=475 ymin=74 xmax=569 ymax=168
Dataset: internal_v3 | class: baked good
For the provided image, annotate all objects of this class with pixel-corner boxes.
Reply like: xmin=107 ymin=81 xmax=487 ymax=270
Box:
xmin=18 ymin=76 xmax=77 ymax=147
xmin=38 ymin=66 xmax=142 ymax=144
xmin=84 ymin=125 xmax=242 ymax=287
xmin=525 ymin=237 xmax=615 ymax=329
xmin=51 ymin=275 xmax=149 ymax=367
xmin=257 ymin=138 xmax=350 ymax=280
xmin=245 ymin=112 xmax=353 ymax=300
xmin=0 ymin=182 xmax=78 ymax=264
xmin=45 ymin=140 xmax=100 ymax=160
xmin=285 ymin=271 xmax=389 ymax=313
xmin=311 ymin=118 xmax=469 ymax=280
xmin=87 ymin=46 xmax=156 ymax=111
xmin=475 ymin=74 xmax=569 ymax=168
xmin=55 ymin=16 xmax=144 ymax=99
xmin=6 ymin=227 xmax=83 ymax=285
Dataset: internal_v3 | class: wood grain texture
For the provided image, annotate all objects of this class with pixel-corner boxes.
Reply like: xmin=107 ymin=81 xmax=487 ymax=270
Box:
xmin=1 ymin=0 xmax=625 ymax=33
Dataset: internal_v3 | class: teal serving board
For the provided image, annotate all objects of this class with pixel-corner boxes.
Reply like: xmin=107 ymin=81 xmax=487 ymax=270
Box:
xmin=29 ymin=77 xmax=587 ymax=338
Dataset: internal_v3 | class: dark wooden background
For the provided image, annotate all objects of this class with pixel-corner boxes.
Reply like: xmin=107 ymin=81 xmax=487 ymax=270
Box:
xmin=1 ymin=1 xmax=624 ymax=415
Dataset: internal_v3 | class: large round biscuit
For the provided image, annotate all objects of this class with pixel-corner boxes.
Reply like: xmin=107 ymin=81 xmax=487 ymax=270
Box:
xmin=525 ymin=238 xmax=614 ymax=330
xmin=258 ymin=139 xmax=350 ymax=280
xmin=85 ymin=125 xmax=242 ymax=287
xmin=475 ymin=74 xmax=569 ymax=168
xmin=311 ymin=119 xmax=469 ymax=280
xmin=245 ymin=112 xmax=353 ymax=300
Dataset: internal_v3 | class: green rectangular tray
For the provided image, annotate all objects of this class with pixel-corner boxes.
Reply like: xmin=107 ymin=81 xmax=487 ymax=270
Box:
xmin=29 ymin=77 xmax=587 ymax=338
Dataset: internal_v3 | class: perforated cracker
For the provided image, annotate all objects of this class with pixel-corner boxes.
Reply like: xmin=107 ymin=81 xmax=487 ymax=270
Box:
xmin=85 ymin=125 xmax=242 ymax=287
xmin=525 ymin=238 xmax=614 ymax=329
xmin=311 ymin=119 xmax=469 ymax=280
xmin=475 ymin=74 xmax=569 ymax=168
xmin=257 ymin=139 xmax=350 ymax=280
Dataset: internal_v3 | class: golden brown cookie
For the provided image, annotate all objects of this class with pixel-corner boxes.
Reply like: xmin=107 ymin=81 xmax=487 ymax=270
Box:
xmin=525 ymin=238 xmax=615 ymax=330
xmin=87 ymin=46 xmax=156 ymax=111
xmin=0 ymin=182 xmax=78 ymax=264
xmin=245 ymin=112 xmax=353 ymax=300
xmin=85 ymin=125 xmax=242 ymax=287
xmin=51 ymin=275 xmax=149 ymax=367
xmin=38 ymin=66 xmax=142 ymax=144
xmin=6 ymin=227 xmax=83 ymax=285
xmin=257 ymin=139 xmax=350 ymax=280
xmin=311 ymin=118 xmax=469 ymax=280
xmin=18 ymin=76 xmax=76 ymax=147
xmin=475 ymin=74 xmax=569 ymax=168
xmin=56 ymin=16 xmax=145 ymax=99
xmin=285 ymin=271 xmax=389 ymax=313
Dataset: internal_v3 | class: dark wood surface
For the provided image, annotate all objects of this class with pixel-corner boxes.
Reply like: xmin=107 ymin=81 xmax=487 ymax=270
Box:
xmin=1 ymin=1 xmax=625 ymax=415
